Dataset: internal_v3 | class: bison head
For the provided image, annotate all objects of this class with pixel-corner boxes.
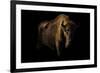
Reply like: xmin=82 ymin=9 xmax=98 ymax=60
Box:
xmin=37 ymin=14 xmax=75 ymax=56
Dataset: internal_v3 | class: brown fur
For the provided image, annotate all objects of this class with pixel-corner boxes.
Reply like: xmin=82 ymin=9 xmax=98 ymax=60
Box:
xmin=37 ymin=14 xmax=74 ymax=56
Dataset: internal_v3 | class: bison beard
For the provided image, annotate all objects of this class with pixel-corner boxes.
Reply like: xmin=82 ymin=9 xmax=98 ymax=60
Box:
xmin=37 ymin=14 xmax=74 ymax=56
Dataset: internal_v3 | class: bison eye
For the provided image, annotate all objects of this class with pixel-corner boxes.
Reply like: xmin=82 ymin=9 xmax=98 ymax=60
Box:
xmin=66 ymin=28 xmax=70 ymax=32
xmin=66 ymin=28 xmax=70 ymax=31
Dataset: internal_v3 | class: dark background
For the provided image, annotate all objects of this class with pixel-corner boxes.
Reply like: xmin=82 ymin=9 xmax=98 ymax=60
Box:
xmin=21 ymin=10 xmax=90 ymax=63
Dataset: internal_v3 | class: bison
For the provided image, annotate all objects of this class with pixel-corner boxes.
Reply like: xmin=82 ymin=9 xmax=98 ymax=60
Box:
xmin=37 ymin=14 xmax=76 ymax=56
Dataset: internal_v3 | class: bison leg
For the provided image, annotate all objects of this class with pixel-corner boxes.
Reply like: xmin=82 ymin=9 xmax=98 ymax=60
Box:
xmin=55 ymin=40 xmax=60 ymax=56
xmin=64 ymin=32 xmax=70 ymax=48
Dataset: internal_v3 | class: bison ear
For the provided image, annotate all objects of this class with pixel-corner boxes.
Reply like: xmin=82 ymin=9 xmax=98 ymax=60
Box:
xmin=39 ymin=21 xmax=50 ymax=29
xmin=42 ymin=21 xmax=50 ymax=29
xmin=38 ymin=21 xmax=50 ymax=32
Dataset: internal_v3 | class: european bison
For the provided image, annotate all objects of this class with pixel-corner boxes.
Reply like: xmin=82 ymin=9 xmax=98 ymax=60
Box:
xmin=37 ymin=14 xmax=76 ymax=56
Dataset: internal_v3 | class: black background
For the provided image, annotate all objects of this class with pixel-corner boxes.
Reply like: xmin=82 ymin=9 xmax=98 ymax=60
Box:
xmin=21 ymin=10 xmax=90 ymax=63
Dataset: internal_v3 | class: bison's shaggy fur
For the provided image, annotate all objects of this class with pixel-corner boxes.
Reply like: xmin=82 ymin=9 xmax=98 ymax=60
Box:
xmin=37 ymin=14 xmax=75 ymax=56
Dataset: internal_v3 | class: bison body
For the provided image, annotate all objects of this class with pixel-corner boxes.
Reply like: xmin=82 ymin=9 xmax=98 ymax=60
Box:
xmin=37 ymin=14 xmax=75 ymax=56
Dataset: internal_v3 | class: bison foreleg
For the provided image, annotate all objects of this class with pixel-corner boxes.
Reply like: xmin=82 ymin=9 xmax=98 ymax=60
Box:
xmin=55 ymin=40 xmax=60 ymax=56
